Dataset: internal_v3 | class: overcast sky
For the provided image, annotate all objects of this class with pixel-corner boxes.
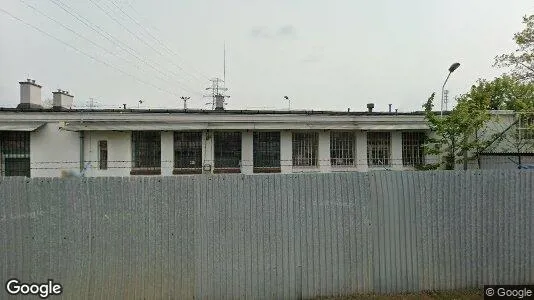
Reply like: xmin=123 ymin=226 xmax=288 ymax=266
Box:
xmin=1 ymin=0 xmax=533 ymax=112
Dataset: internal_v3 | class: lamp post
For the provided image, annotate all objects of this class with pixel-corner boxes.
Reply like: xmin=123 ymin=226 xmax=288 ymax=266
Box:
xmin=180 ymin=96 xmax=190 ymax=110
xmin=441 ymin=62 xmax=460 ymax=117
xmin=284 ymin=96 xmax=290 ymax=110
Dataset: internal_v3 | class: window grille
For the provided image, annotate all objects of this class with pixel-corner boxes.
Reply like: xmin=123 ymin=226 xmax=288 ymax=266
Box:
xmin=253 ymin=132 xmax=281 ymax=173
xmin=330 ymin=131 xmax=355 ymax=166
xmin=519 ymin=113 xmax=534 ymax=140
xmin=367 ymin=132 xmax=391 ymax=167
xmin=0 ymin=131 xmax=30 ymax=177
xmin=402 ymin=132 xmax=426 ymax=166
xmin=174 ymin=132 xmax=202 ymax=174
xmin=131 ymin=131 xmax=161 ymax=173
xmin=98 ymin=140 xmax=108 ymax=170
xmin=214 ymin=131 xmax=241 ymax=172
xmin=292 ymin=132 xmax=318 ymax=167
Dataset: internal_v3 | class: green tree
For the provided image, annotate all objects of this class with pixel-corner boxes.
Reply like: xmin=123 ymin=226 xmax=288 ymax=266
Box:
xmin=422 ymin=87 xmax=492 ymax=170
xmin=494 ymin=15 xmax=534 ymax=82
xmin=470 ymin=75 xmax=534 ymax=110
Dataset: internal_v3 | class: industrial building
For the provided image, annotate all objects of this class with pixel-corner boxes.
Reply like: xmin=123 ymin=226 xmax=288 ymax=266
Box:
xmin=0 ymin=79 xmax=529 ymax=177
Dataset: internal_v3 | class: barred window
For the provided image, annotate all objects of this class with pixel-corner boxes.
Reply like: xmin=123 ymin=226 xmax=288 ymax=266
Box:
xmin=214 ymin=131 xmax=241 ymax=172
xmin=292 ymin=132 xmax=318 ymax=167
xmin=402 ymin=132 xmax=426 ymax=166
xmin=131 ymin=131 xmax=161 ymax=173
xmin=98 ymin=140 xmax=108 ymax=170
xmin=367 ymin=132 xmax=391 ymax=167
xmin=330 ymin=131 xmax=355 ymax=166
xmin=253 ymin=132 xmax=281 ymax=173
xmin=0 ymin=131 xmax=30 ymax=177
xmin=174 ymin=132 xmax=202 ymax=174
xmin=519 ymin=114 xmax=534 ymax=140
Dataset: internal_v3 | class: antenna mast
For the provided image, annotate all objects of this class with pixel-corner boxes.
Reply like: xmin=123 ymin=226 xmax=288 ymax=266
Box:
xmin=223 ymin=42 xmax=226 ymax=87
xmin=203 ymin=44 xmax=230 ymax=110
xmin=203 ymin=78 xmax=229 ymax=110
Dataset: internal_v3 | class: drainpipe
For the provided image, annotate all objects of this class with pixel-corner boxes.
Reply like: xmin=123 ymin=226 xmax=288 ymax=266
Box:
xmin=80 ymin=131 xmax=85 ymax=173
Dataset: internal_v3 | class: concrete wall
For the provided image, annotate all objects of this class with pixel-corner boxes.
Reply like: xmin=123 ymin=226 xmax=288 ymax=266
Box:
xmin=82 ymin=131 xmax=131 ymax=177
xmin=30 ymin=123 xmax=80 ymax=177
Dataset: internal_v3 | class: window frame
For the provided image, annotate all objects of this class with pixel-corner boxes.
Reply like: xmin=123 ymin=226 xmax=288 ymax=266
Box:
xmin=131 ymin=131 xmax=161 ymax=175
xmin=519 ymin=113 xmax=534 ymax=140
xmin=98 ymin=140 xmax=108 ymax=170
xmin=330 ymin=131 xmax=356 ymax=167
xmin=292 ymin=131 xmax=319 ymax=168
xmin=173 ymin=131 xmax=203 ymax=174
xmin=213 ymin=131 xmax=242 ymax=173
xmin=367 ymin=131 xmax=391 ymax=167
xmin=401 ymin=131 xmax=426 ymax=167
xmin=253 ymin=131 xmax=281 ymax=173
xmin=0 ymin=131 xmax=31 ymax=177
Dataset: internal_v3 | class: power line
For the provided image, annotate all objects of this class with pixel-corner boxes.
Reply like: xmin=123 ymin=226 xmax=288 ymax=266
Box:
xmin=119 ymin=0 xmax=211 ymax=81
xmin=0 ymin=7 xmax=186 ymax=99
xmin=87 ymin=0 xmax=204 ymax=85
xmin=43 ymin=0 xmax=202 ymax=96
xmin=105 ymin=0 xmax=211 ymax=82
xmin=18 ymin=0 xmax=193 ymax=96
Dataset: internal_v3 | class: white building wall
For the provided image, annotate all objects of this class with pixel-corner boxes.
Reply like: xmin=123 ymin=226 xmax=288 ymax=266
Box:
xmin=241 ymin=131 xmax=253 ymax=175
xmin=30 ymin=123 xmax=80 ymax=177
xmin=280 ymin=131 xmax=292 ymax=174
xmin=318 ymin=131 xmax=331 ymax=173
xmin=161 ymin=131 xmax=174 ymax=176
xmin=355 ymin=131 xmax=368 ymax=172
xmin=391 ymin=131 xmax=403 ymax=170
xmin=82 ymin=131 xmax=131 ymax=177
xmin=24 ymin=126 xmax=438 ymax=177
xmin=202 ymin=130 xmax=215 ymax=174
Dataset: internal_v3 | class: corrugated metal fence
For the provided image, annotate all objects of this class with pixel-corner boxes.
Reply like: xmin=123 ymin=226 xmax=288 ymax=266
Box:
xmin=0 ymin=170 xmax=533 ymax=299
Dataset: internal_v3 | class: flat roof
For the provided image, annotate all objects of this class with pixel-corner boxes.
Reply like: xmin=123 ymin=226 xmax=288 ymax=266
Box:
xmin=0 ymin=107 xmax=428 ymax=116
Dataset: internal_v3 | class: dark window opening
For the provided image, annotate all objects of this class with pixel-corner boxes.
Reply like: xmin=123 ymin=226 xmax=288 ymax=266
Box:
xmin=99 ymin=140 xmax=108 ymax=170
xmin=402 ymin=132 xmax=426 ymax=166
xmin=0 ymin=131 xmax=30 ymax=177
xmin=253 ymin=132 xmax=281 ymax=173
xmin=330 ymin=131 xmax=355 ymax=166
xmin=214 ymin=132 xmax=241 ymax=173
xmin=131 ymin=131 xmax=161 ymax=175
xmin=367 ymin=132 xmax=391 ymax=167
xmin=174 ymin=131 xmax=203 ymax=174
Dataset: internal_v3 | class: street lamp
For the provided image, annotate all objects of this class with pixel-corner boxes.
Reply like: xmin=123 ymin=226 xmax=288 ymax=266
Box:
xmin=284 ymin=96 xmax=290 ymax=110
xmin=180 ymin=96 xmax=190 ymax=110
xmin=441 ymin=62 xmax=460 ymax=117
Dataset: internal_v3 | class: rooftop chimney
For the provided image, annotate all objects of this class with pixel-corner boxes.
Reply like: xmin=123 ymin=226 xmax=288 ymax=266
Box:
xmin=367 ymin=103 xmax=374 ymax=113
xmin=215 ymin=94 xmax=225 ymax=110
xmin=18 ymin=78 xmax=42 ymax=109
xmin=52 ymin=89 xmax=74 ymax=110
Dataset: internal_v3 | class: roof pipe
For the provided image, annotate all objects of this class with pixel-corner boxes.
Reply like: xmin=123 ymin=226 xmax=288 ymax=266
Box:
xmin=80 ymin=131 xmax=84 ymax=174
